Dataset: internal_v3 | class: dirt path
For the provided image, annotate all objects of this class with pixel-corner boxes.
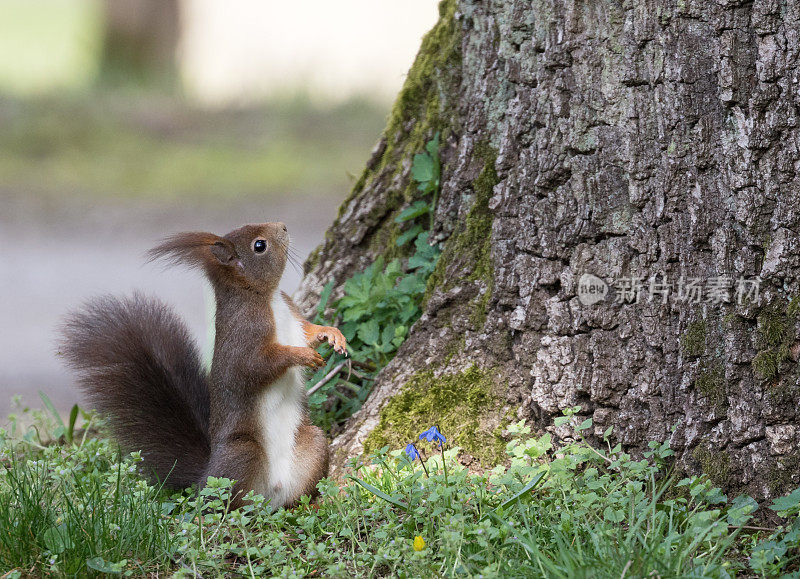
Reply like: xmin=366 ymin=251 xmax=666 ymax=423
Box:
xmin=0 ymin=191 xmax=340 ymax=419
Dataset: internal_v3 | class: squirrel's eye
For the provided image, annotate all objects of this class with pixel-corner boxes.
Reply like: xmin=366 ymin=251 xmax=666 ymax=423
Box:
xmin=253 ymin=240 xmax=267 ymax=254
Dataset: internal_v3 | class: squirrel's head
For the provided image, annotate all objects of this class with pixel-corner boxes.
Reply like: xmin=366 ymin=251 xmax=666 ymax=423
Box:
xmin=148 ymin=223 xmax=290 ymax=293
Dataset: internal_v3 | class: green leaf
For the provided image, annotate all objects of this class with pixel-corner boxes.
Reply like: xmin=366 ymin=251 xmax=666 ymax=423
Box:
xmin=357 ymin=320 xmax=380 ymax=346
xmin=553 ymin=416 xmax=571 ymax=427
xmin=408 ymin=235 xmax=441 ymax=272
xmin=380 ymin=323 xmax=396 ymax=347
xmin=482 ymin=471 xmax=546 ymax=521
xmin=578 ymin=418 xmax=593 ymax=431
xmin=160 ymin=501 xmax=177 ymax=515
xmin=316 ymin=280 xmax=335 ymax=320
xmin=603 ymin=506 xmax=625 ymax=522
xmin=341 ymin=305 xmax=370 ymax=323
xmin=396 ymin=224 xmax=423 ymax=247
xmin=394 ymin=200 xmax=430 ymax=223
xmin=42 ymin=526 xmax=72 ymax=554
xmin=399 ymin=302 xmax=420 ymax=322
xmin=339 ymin=322 xmax=358 ymax=341
xmin=395 ymin=275 xmax=426 ymax=296
xmin=426 ymin=131 xmax=441 ymax=158
xmin=340 ymin=282 xmax=368 ymax=305
xmin=411 ymin=152 xmax=435 ymax=184
xmin=347 ymin=475 xmax=408 ymax=510
xmin=67 ymin=404 xmax=79 ymax=444
xmin=770 ymin=487 xmax=800 ymax=514
xmin=86 ymin=557 xmax=127 ymax=574
xmin=414 ymin=230 xmax=431 ymax=249
xmin=728 ymin=495 xmax=758 ymax=526
xmin=417 ymin=132 xmax=441 ymax=195
xmin=384 ymin=258 xmax=403 ymax=279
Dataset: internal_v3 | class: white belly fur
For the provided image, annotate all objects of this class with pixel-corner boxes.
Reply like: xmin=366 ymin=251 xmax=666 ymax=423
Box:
xmin=254 ymin=293 xmax=306 ymax=507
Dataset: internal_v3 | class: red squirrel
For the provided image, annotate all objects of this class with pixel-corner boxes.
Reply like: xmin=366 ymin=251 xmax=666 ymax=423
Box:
xmin=61 ymin=223 xmax=346 ymax=509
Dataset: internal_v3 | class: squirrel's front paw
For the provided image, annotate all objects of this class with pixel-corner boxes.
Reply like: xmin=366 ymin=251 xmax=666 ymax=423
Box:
xmin=293 ymin=346 xmax=324 ymax=369
xmin=316 ymin=327 xmax=348 ymax=356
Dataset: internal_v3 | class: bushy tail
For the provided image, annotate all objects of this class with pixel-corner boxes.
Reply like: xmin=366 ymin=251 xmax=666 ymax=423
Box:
xmin=60 ymin=293 xmax=210 ymax=488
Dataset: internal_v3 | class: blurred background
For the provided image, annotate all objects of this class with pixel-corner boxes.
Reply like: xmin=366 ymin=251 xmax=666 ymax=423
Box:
xmin=0 ymin=0 xmax=438 ymax=418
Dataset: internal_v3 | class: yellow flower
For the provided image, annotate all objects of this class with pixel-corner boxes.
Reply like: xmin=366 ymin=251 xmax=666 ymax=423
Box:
xmin=413 ymin=535 xmax=425 ymax=551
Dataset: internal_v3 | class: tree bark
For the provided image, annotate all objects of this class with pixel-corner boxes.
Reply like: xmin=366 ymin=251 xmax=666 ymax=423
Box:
xmin=298 ymin=0 xmax=800 ymax=501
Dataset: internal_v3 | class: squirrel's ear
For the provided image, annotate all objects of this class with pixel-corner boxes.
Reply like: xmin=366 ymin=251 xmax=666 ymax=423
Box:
xmin=148 ymin=232 xmax=240 ymax=271
xmin=209 ymin=240 xmax=241 ymax=268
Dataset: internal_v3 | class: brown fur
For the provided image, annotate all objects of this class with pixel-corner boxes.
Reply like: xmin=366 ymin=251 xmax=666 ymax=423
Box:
xmin=292 ymin=422 xmax=331 ymax=502
xmin=61 ymin=223 xmax=344 ymax=510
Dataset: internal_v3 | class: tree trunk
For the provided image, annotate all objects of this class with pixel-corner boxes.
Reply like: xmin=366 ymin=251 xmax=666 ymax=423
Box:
xmin=298 ymin=0 xmax=800 ymax=501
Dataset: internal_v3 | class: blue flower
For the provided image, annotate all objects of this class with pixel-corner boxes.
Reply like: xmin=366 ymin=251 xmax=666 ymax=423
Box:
xmin=419 ymin=426 xmax=447 ymax=447
xmin=405 ymin=443 xmax=420 ymax=461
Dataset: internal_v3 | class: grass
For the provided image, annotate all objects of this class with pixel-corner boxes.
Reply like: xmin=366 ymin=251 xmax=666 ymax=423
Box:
xmin=1 ymin=406 xmax=799 ymax=577
xmin=0 ymin=443 xmax=173 ymax=576
xmin=0 ymin=91 xmax=387 ymax=201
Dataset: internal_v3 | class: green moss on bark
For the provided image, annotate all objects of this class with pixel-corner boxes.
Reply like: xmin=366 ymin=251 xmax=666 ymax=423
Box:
xmin=304 ymin=246 xmax=322 ymax=275
xmin=681 ymin=321 xmax=706 ymax=357
xmin=752 ymin=346 xmax=790 ymax=381
xmin=752 ymin=300 xmax=799 ymax=381
xmin=692 ymin=445 xmax=731 ymax=487
xmin=424 ymin=142 xmax=498 ymax=331
xmin=694 ymin=362 xmax=726 ymax=412
xmin=443 ymin=336 xmax=466 ymax=364
xmin=363 ymin=364 xmax=507 ymax=465
xmin=788 ymin=295 xmax=800 ymax=318
xmin=757 ymin=308 xmax=792 ymax=348
xmin=464 ymin=142 xmax=498 ymax=284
